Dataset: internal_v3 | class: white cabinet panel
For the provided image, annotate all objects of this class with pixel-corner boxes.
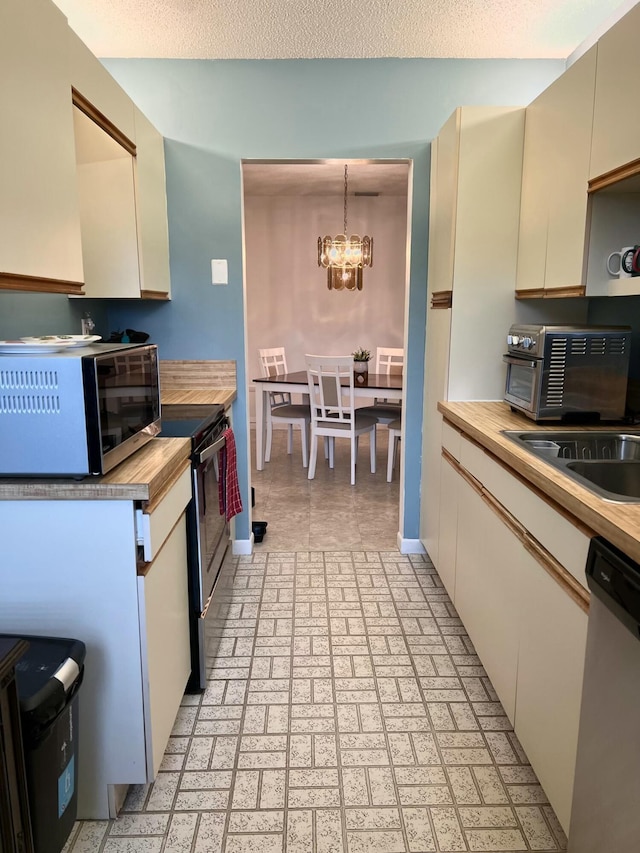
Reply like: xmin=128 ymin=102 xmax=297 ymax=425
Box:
xmin=138 ymin=514 xmax=191 ymax=777
xmin=454 ymin=477 xmax=522 ymax=722
xmin=545 ymin=48 xmax=596 ymax=291
xmin=437 ymin=456 xmax=459 ymax=600
xmin=516 ymin=47 xmax=596 ymax=295
xmin=134 ymin=107 xmax=171 ymax=298
xmin=68 ymin=31 xmax=136 ymax=142
xmin=0 ymin=0 xmax=83 ymax=285
xmin=515 ymin=555 xmax=588 ymax=832
xmin=590 ymin=2 xmax=640 ymax=180
xmin=516 ymin=98 xmax=549 ymax=294
xmin=76 ymin=156 xmax=140 ymax=298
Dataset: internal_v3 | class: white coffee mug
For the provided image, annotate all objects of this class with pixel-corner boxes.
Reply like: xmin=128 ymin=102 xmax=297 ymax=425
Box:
xmin=607 ymin=246 xmax=634 ymax=278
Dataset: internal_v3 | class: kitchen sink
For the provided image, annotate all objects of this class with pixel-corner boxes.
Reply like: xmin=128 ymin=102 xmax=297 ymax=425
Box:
xmin=502 ymin=430 xmax=640 ymax=502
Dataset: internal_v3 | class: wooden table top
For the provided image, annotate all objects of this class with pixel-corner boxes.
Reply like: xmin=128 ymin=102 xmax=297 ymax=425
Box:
xmin=254 ymin=371 xmax=403 ymax=391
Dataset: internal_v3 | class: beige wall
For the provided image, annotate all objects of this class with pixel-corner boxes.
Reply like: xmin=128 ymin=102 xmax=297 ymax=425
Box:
xmin=245 ymin=191 xmax=408 ymax=415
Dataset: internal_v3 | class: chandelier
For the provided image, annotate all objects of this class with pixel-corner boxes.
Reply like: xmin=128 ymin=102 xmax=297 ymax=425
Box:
xmin=318 ymin=165 xmax=373 ymax=291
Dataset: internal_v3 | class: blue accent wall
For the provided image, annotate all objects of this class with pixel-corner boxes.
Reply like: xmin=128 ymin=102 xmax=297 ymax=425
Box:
xmin=3 ymin=58 xmax=564 ymax=543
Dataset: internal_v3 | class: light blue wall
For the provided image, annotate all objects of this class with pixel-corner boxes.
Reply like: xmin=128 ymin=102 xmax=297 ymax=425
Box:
xmin=0 ymin=58 xmax=557 ymax=541
xmin=100 ymin=58 xmax=564 ymax=543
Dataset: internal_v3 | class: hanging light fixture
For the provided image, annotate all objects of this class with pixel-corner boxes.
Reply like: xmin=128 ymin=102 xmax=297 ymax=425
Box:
xmin=318 ymin=164 xmax=373 ymax=291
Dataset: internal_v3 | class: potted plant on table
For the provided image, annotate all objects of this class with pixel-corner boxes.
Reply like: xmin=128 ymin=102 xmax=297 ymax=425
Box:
xmin=352 ymin=347 xmax=371 ymax=383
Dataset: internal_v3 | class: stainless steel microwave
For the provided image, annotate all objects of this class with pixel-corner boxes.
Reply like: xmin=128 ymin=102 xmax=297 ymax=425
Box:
xmin=503 ymin=324 xmax=631 ymax=421
xmin=0 ymin=343 xmax=161 ymax=476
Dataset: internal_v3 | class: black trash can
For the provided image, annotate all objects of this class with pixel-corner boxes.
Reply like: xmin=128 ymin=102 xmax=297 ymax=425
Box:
xmin=0 ymin=634 xmax=86 ymax=853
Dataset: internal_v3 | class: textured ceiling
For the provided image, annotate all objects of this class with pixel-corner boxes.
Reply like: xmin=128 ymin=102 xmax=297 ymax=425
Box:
xmin=51 ymin=0 xmax=630 ymax=60
xmin=242 ymin=162 xmax=410 ymax=197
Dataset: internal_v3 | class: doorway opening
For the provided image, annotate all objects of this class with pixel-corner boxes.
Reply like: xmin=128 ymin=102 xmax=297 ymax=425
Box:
xmin=241 ymin=158 xmax=412 ymax=550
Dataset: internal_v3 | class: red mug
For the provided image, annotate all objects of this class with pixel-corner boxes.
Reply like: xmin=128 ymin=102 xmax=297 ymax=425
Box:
xmin=632 ymin=246 xmax=640 ymax=277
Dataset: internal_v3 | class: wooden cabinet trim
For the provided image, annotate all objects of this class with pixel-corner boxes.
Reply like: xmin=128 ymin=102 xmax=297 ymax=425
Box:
xmin=140 ymin=289 xmax=170 ymax=300
xmin=443 ymin=447 xmax=590 ymax=613
xmin=431 ymin=290 xmax=453 ymax=309
xmin=0 ymin=272 xmax=84 ymax=295
xmin=446 ymin=421 xmax=595 ymax=539
xmin=516 ymin=285 xmax=585 ymax=299
xmin=72 ymin=87 xmax=136 ymax=157
xmin=589 ymin=158 xmax=640 ymax=194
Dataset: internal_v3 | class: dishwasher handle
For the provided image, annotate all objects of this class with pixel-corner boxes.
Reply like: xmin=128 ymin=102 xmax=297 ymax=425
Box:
xmin=586 ymin=536 xmax=640 ymax=639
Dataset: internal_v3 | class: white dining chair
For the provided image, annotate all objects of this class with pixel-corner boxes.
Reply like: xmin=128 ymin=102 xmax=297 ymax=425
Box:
xmin=258 ymin=347 xmax=311 ymax=467
xmin=387 ymin=417 xmax=402 ymax=482
xmin=357 ymin=346 xmax=404 ymax=425
xmin=306 ymin=355 xmax=377 ymax=485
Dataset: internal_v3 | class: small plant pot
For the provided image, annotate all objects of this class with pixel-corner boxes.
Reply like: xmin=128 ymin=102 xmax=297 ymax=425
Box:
xmin=354 ymin=361 xmax=369 ymax=385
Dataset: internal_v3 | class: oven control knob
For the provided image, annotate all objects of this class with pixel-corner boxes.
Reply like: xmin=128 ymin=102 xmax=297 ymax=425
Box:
xmin=507 ymin=334 xmax=514 ymax=345
xmin=511 ymin=335 xmax=520 ymax=345
xmin=522 ymin=337 xmax=533 ymax=349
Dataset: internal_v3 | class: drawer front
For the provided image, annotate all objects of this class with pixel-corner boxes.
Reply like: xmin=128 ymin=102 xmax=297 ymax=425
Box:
xmin=458 ymin=435 xmax=590 ymax=588
xmin=442 ymin=421 xmax=461 ymax=460
xmin=138 ymin=514 xmax=191 ymax=778
xmin=137 ymin=465 xmax=191 ymax=562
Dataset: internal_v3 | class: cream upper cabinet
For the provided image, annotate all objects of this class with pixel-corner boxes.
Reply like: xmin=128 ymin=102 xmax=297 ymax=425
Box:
xmin=133 ymin=107 xmax=171 ymax=298
xmin=68 ymin=35 xmax=171 ymax=300
xmin=590 ymin=2 xmax=640 ymax=180
xmin=67 ymin=31 xmax=136 ymax=143
xmin=429 ymin=114 xmax=459 ymax=294
xmin=545 ymin=47 xmax=596 ymax=292
xmin=514 ymin=96 xmax=549 ymax=294
xmin=516 ymin=47 xmax=596 ymax=296
xmin=0 ymin=0 xmax=84 ymax=291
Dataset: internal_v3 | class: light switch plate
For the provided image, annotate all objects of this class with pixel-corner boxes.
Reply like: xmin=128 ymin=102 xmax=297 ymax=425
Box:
xmin=211 ymin=259 xmax=228 ymax=285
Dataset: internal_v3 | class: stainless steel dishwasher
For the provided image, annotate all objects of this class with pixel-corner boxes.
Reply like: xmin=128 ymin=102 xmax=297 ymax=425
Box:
xmin=568 ymin=537 xmax=640 ymax=852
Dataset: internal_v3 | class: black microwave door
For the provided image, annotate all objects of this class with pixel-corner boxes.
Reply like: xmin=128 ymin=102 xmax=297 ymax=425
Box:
xmin=83 ymin=347 xmax=160 ymax=473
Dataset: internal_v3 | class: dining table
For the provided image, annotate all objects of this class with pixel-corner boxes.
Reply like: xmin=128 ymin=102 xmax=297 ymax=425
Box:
xmin=253 ymin=370 xmax=403 ymax=470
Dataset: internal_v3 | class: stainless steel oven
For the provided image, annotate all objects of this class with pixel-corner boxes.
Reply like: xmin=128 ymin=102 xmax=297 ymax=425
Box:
xmin=159 ymin=405 xmax=230 ymax=692
xmin=504 ymin=324 xmax=631 ymax=422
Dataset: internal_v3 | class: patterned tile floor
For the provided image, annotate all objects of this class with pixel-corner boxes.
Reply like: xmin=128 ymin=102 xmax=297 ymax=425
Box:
xmin=64 ymin=550 xmax=568 ymax=852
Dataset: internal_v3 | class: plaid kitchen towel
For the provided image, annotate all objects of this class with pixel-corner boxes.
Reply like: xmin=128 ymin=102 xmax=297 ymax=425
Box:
xmin=218 ymin=427 xmax=243 ymax=521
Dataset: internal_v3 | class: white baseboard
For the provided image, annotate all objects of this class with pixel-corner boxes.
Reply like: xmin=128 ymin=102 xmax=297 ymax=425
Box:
xmin=397 ymin=533 xmax=426 ymax=554
xmin=232 ymin=535 xmax=254 ymax=555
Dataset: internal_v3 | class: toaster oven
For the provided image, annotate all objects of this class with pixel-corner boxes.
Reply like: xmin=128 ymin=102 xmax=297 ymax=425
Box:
xmin=504 ymin=324 xmax=631 ymax=421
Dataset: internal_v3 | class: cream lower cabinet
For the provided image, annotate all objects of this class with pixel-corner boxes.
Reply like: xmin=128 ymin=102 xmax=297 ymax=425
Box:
xmin=453 ymin=468 xmax=523 ymax=723
xmin=138 ymin=514 xmax=190 ymax=778
xmin=516 ymin=552 xmax=588 ymax=832
xmin=441 ymin=434 xmax=588 ymax=833
xmin=0 ymin=465 xmax=192 ymax=819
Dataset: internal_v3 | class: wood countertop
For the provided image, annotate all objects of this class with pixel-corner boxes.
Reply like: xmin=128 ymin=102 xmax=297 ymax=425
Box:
xmin=0 ymin=438 xmax=191 ymax=501
xmin=161 ymin=389 xmax=236 ymax=407
xmin=439 ymin=401 xmax=640 ymax=564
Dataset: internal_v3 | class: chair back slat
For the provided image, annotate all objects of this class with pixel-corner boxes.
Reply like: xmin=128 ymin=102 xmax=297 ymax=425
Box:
xmin=258 ymin=346 xmax=293 ymax=408
xmin=375 ymin=347 xmax=404 ymax=404
xmin=306 ymin=355 xmax=355 ymax=428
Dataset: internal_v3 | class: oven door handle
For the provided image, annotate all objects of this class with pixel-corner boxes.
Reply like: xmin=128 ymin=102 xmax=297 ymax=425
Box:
xmin=198 ymin=433 xmax=227 ymax=464
xmin=502 ymin=354 xmax=539 ymax=370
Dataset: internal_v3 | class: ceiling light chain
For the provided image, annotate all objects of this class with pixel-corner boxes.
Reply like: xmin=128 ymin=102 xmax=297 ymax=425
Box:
xmin=317 ymin=164 xmax=373 ymax=292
